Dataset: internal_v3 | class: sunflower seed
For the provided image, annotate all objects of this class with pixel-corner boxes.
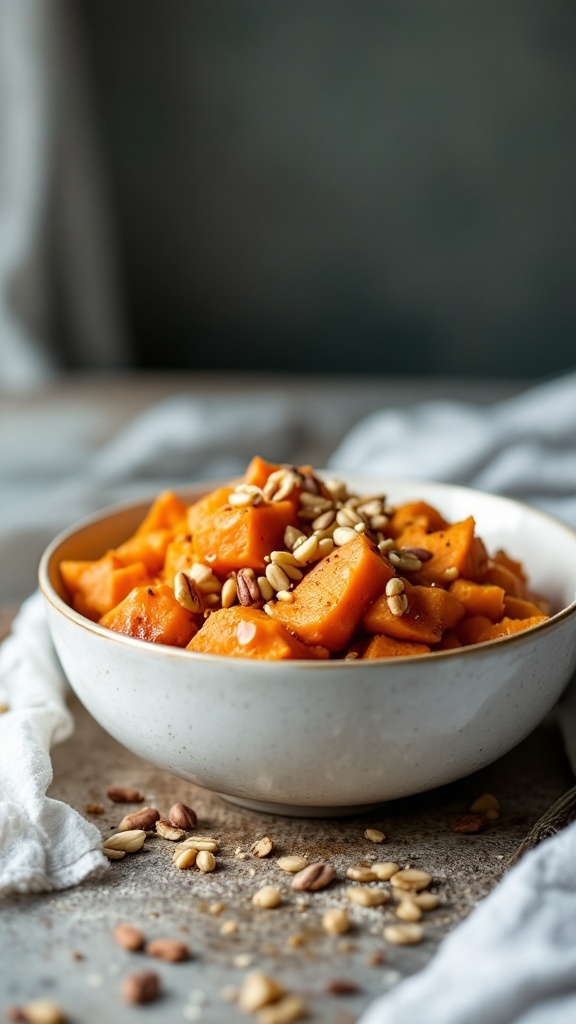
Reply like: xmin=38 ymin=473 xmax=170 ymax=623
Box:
xmin=265 ymin=563 xmax=291 ymax=592
xmin=333 ymin=526 xmax=359 ymax=547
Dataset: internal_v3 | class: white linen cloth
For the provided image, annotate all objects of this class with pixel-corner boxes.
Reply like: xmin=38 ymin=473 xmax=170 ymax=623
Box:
xmin=0 ymin=592 xmax=107 ymax=893
xmin=1 ymin=370 xmax=576 ymax=1021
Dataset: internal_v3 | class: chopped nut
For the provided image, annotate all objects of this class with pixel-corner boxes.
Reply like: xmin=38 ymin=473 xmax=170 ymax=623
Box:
xmin=196 ymin=849 xmax=216 ymax=873
xmin=410 ymin=892 xmax=440 ymax=911
xmin=121 ymin=970 xmax=161 ymax=1005
xmin=103 ymin=848 xmax=125 ymax=861
xmin=155 ymin=819 xmax=186 ymax=841
xmin=395 ymin=899 xmax=423 ymax=922
xmin=252 ymin=885 xmax=282 ymax=909
xmin=173 ymin=848 xmax=197 ymax=870
xmin=178 ymin=835 xmax=218 ymax=852
xmin=364 ymin=828 xmax=386 ymax=843
xmin=113 ymin=923 xmax=145 ymax=951
xmin=346 ymin=865 xmax=377 ymax=882
xmin=106 ymin=786 xmax=145 ymax=803
xmin=276 ymin=855 xmax=308 ymax=874
xmin=367 ymin=950 xmax=385 ymax=966
xmin=324 ymin=978 xmax=359 ymax=996
xmin=238 ymin=971 xmax=285 ymax=1013
xmin=333 ymin=526 xmax=358 ymax=546
xmin=383 ymin=923 xmax=424 ymax=945
xmin=220 ymin=919 xmax=238 ymax=936
xmin=451 ymin=812 xmax=487 ymax=834
xmin=251 ymin=836 xmax=274 ymax=858
xmin=84 ymin=803 xmax=104 ymax=815
xmin=169 ymin=802 xmax=198 ymax=829
xmin=470 ymin=793 xmax=500 ymax=813
xmin=286 ymin=932 xmax=306 ymax=948
xmin=104 ymin=830 xmax=146 ymax=853
xmin=221 ymin=576 xmax=238 ymax=608
xmin=208 ymin=901 xmax=226 ymax=915
xmin=336 ymin=506 xmax=364 ymax=528
xmin=291 ymin=862 xmax=335 ymax=892
xmin=118 ymin=807 xmax=160 ymax=832
xmin=371 ymin=862 xmax=400 ymax=881
xmin=233 ymin=953 xmax=254 ymax=969
xmin=174 ymin=571 xmax=203 ymax=612
xmin=145 ymin=938 xmax=189 ymax=962
xmin=322 ymin=908 xmax=351 ymax=936
xmin=237 ymin=567 xmax=263 ymax=606
xmin=257 ymin=995 xmax=306 ymax=1024
xmin=292 ymin=534 xmax=319 ymax=564
xmin=20 ymin=1002 xmax=66 ymax=1024
xmin=346 ymin=886 xmax=389 ymax=907
xmin=389 ymin=868 xmax=432 ymax=892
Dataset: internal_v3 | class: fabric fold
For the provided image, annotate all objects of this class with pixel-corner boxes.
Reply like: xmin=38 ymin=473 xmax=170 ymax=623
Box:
xmin=0 ymin=593 xmax=107 ymax=895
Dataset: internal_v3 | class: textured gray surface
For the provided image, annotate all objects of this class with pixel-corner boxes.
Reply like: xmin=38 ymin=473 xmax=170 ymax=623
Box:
xmin=1 ymin=693 xmax=572 ymax=1023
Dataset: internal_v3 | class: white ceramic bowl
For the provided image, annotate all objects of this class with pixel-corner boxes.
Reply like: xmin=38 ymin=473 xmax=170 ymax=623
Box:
xmin=39 ymin=477 xmax=576 ymax=816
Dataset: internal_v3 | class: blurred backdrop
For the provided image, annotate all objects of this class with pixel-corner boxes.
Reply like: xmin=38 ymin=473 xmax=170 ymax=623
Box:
xmin=1 ymin=0 xmax=575 ymax=386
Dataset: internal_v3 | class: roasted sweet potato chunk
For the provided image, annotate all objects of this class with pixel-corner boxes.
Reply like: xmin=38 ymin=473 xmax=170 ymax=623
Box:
xmin=270 ymin=534 xmax=394 ymax=651
xmin=448 ymin=578 xmax=505 ymax=622
xmin=396 ymin=517 xmax=488 ymax=585
xmin=187 ymin=606 xmax=328 ymax=660
xmin=60 ymin=554 xmax=152 ymax=621
xmin=360 ymin=635 xmax=431 ymax=658
xmin=99 ymin=583 xmax=199 ymax=646
xmin=362 ymin=578 xmax=465 ymax=644
xmin=192 ymin=501 xmax=297 ymax=575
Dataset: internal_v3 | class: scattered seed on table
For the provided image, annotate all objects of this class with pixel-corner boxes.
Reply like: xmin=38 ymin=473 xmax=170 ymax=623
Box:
xmin=384 ymin=923 xmax=424 ymax=946
xmin=364 ymin=828 xmax=386 ymax=843
xmin=252 ymin=886 xmax=282 ymax=909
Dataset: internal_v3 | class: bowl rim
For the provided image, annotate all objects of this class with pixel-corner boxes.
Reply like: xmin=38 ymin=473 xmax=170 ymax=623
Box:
xmin=38 ymin=476 xmax=576 ymax=669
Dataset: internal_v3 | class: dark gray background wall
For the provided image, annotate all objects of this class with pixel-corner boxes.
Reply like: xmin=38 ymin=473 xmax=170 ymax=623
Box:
xmin=78 ymin=0 xmax=576 ymax=377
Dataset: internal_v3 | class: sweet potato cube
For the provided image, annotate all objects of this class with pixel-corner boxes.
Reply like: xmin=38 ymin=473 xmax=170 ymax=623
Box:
xmin=187 ymin=486 xmax=234 ymax=534
xmin=396 ymin=517 xmax=488 ymax=585
xmin=192 ymin=501 xmax=297 ymax=575
xmin=433 ymin=630 xmax=462 ymax=651
xmin=448 ymin=578 xmax=505 ymax=622
xmin=162 ymin=533 xmax=196 ymax=583
xmin=360 ymin=635 xmax=431 ymax=658
xmin=100 ymin=583 xmax=199 ymax=647
xmin=243 ymin=455 xmax=281 ymax=488
xmin=187 ymin=607 xmax=328 ymax=660
xmin=270 ymin=534 xmax=394 ymax=651
xmin=135 ymin=490 xmax=187 ymax=535
xmin=115 ymin=528 xmax=173 ymax=574
xmin=483 ymin=560 xmax=527 ymax=598
xmin=493 ymin=549 xmax=527 ymax=583
xmin=390 ymin=501 xmax=449 ymax=537
xmin=60 ymin=554 xmax=152 ymax=621
xmin=479 ymin=615 xmax=548 ymax=641
xmin=454 ymin=614 xmax=494 ymax=646
xmin=503 ymin=595 xmax=549 ymax=619
xmin=362 ymin=578 xmax=465 ymax=644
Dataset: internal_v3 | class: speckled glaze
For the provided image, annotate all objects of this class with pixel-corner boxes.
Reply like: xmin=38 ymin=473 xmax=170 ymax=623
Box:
xmin=39 ymin=477 xmax=576 ymax=816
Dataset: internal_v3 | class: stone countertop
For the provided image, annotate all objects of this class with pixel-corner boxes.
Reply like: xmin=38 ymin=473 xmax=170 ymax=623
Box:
xmin=1 ymin=692 xmax=572 ymax=1024
xmin=2 ymin=371 xmax=569 ymax=1023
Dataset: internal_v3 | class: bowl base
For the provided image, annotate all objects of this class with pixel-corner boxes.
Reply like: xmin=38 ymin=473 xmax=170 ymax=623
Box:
xmin=218 ymin=792 xmax=387 ymax=818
